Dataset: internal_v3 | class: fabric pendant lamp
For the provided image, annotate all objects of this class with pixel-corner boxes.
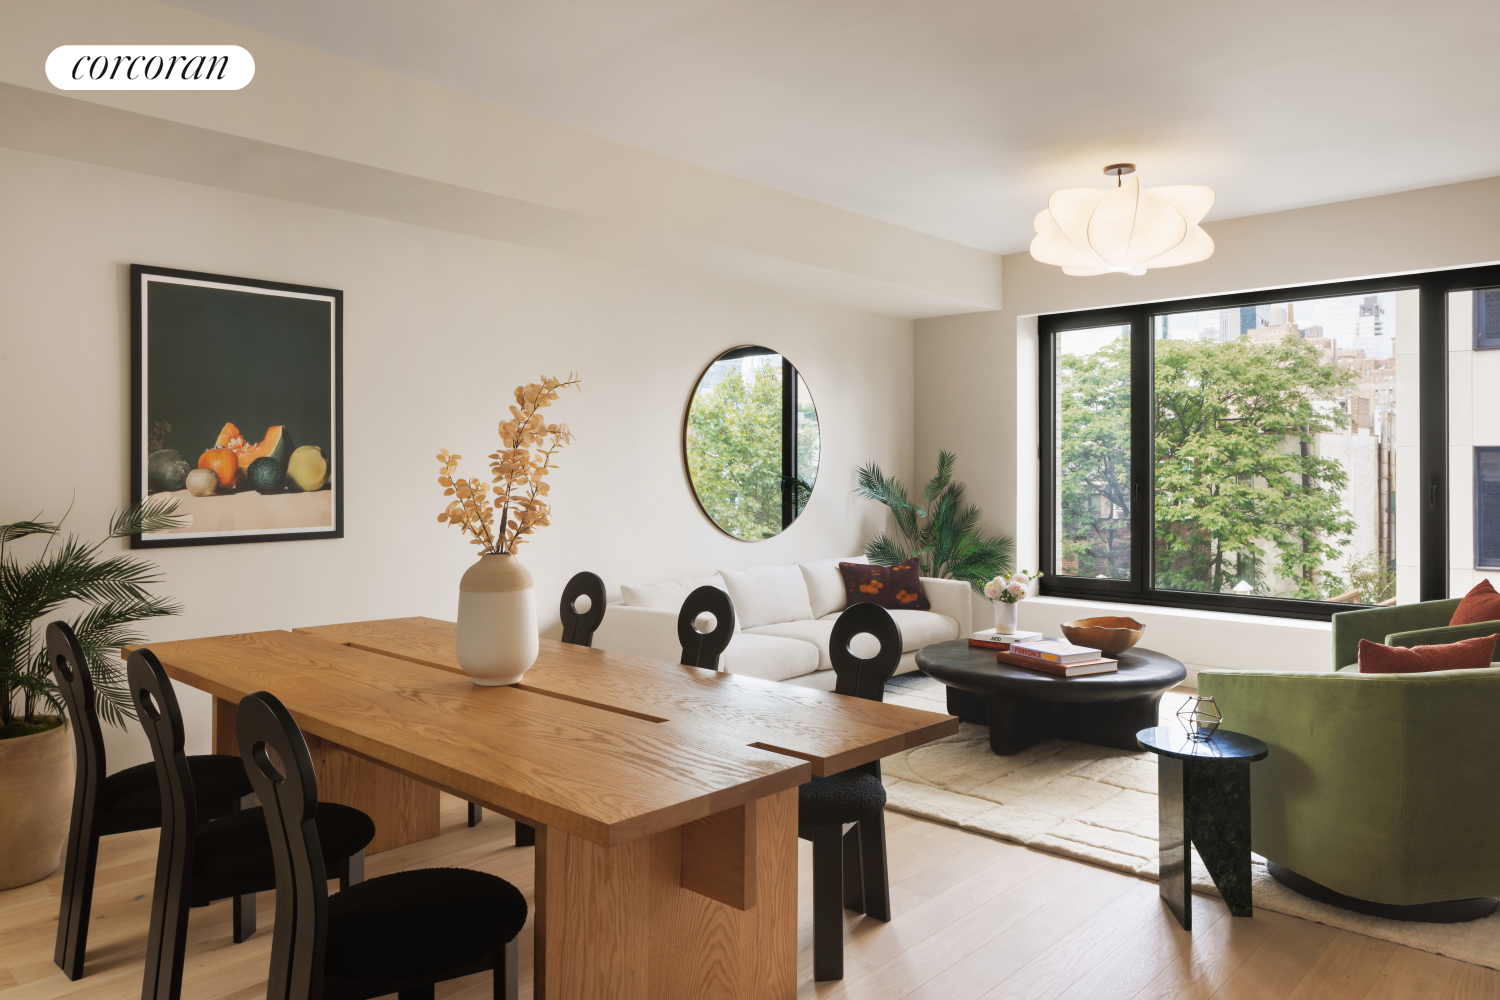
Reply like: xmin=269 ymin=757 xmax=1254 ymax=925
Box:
xmin=1030 ymin=164 xmax=1215 ymax=276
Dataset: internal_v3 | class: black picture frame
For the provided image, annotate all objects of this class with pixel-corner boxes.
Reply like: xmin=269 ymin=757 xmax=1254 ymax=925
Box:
xmin=130 ymin=264 xmax=344 ymax=548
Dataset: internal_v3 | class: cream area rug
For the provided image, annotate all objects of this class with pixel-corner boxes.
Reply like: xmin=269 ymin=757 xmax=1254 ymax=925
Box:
xmin=882 ymin=674 xmax=1500 ymax=971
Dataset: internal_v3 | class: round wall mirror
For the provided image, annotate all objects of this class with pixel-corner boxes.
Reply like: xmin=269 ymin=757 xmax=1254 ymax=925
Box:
xmin=684 ymin=346 xmax=820 ymax=540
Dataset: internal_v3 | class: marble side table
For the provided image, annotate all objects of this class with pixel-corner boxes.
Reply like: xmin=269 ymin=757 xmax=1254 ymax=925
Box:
xmin=1136 ymin=725 xmax=1268 ymax=931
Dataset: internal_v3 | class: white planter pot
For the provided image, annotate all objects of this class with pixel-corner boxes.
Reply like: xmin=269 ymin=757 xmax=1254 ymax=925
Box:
xmin=993 ymin=600 xmax=1019 ymax=635
xmin=456 ymin=553 xmax=539 ymax=686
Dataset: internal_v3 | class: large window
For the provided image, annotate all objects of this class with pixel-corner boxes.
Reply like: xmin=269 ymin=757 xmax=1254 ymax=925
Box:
xmin=1040 ymin=267 xmax=1500 ymax=619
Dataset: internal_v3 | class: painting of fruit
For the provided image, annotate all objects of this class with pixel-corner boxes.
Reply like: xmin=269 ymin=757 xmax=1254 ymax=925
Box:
xmin=131 ymin=265 xmax=342 ymax=547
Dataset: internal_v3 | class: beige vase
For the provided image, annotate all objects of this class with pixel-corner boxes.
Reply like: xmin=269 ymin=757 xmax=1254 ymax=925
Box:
xmin=0 ymin=718 xmax=75 ymax=890
xmin=456 ymin=553 xmax=539 ymax=686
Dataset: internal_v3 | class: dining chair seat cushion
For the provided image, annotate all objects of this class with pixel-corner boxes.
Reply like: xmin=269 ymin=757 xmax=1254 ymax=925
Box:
xmin=193 ymin=803 xmax=376 ymax=883
xmin=797 ymin=770 xmax=887 ymax=829
xmin=323 ymin=868 xmax=529 ymax=981
xmin=99 ymin=754 xmax=254 ymax=834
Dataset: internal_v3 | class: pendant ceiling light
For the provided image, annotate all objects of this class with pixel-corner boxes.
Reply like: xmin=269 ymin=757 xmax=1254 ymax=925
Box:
xmin=1030 ymin=164 xmax=1215 ymax=276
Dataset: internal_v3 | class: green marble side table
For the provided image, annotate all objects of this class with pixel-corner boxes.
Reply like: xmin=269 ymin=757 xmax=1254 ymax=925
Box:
xmin=1136 ymin=725 xmax=1269 ymax=931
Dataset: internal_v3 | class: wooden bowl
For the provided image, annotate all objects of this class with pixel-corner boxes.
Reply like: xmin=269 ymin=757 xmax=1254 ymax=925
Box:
xmin=1060 ymin=616 xmax=1145 ymax=657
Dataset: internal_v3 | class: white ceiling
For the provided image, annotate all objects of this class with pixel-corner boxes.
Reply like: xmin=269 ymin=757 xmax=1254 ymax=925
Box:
xmin=165 ymin=0 xmax=1500 ymax=255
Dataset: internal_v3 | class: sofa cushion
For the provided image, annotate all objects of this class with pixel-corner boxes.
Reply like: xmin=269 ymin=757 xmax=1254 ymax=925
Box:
xmin=718 ymin=632 xmax=820 ymax=682
xmin=838 ymin=558 xmax=930 ymax=611
xmin=620 ymin=574 xmax=738 ymax=631
xmin=744 ymin=619 xmax=839 ymax=670
xmin=1357 ymin=635 xmax=1499 ymax=673
xmin=718 ymin=564 xmax=813 ymax=629
xmin=1451 ymin=579 xmax=1500 ymax=626
xmin=798 ymin=556 xmax=867 ymax=620
xmin=819 ymin=607 xmax=958 ymax=653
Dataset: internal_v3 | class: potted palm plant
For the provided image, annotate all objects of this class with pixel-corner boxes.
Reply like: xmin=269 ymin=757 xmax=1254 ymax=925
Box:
xmin=854 ymin=450 xmax=1014 ymax=592
xmin=0 ymin=498 xmax=184 ymax=889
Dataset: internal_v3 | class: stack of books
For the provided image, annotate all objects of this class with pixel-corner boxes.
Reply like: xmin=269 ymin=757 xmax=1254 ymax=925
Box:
xmin=998 ymin=637 xmax=1118 ymax=677
xmin=969 ymin=628 xmax=1043 ymax=650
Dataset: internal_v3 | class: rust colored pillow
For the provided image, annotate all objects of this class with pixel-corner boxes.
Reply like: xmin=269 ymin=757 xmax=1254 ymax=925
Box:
xmin=1450 ymin=579 xmax=1500 ymax=626
xmin=1357 ymin=635 xmax=1499 ymax=674
xmin=838 ymin=558 xmax=930 ymax=611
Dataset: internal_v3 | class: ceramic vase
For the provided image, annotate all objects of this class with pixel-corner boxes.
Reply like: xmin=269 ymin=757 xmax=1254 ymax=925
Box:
xmin=456 ymin=553 xmax=539 ymax=686
xmin=993 ymin=600 xmax=1019 ymax=635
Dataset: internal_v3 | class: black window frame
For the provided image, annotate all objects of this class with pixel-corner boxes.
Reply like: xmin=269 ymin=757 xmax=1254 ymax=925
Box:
xmin=1039 ymin=264 xmax=1500 ymax=621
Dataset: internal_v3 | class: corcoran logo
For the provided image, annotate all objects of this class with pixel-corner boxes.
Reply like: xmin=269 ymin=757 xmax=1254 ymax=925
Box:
xmin=45 ymin=45 xmax=254 ymax=90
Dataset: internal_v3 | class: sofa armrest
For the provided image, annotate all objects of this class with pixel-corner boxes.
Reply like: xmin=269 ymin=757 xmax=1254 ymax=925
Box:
xmin=921 ymin=577 xmax=972 ymax=637
xmin=1331 ymin=599 xmax=1461 ymax=670
xmin=1384 ymin=621 xmax=1500 ymax=654
xmin=590 ymin=603 xmax=681 ymax=663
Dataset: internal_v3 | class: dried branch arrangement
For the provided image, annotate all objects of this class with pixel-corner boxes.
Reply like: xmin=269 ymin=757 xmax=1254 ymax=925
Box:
xmin=438 ymin=374 xmax=581 ymax=555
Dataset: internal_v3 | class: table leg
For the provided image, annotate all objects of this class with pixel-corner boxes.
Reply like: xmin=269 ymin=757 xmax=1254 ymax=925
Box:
xmin=1157 ymin=756 xmax=1190 ymax=929
xmin=535 ymin=787 xmax=797 ymax=1000
xmin=1157 ymin=755 xmax=1255 ymax=931
xmin=980 ymin=694 xmax=1047 ymax=755
xmin=944 ymin=686 xmax=988 ymax=725
xmin=212 ymin=696 xmax=440 ymax=855
xmin=1186 ymin=759 xmax=1254 ymax=918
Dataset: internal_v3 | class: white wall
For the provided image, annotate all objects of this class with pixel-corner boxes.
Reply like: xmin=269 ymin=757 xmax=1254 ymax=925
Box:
xmin=0 ymin=0 xmax=1003 ymax=318
xmin=0 ymin=146 xmax=913 ymax=768
xmin=919 ymin=175 xmax=1500 ymax=674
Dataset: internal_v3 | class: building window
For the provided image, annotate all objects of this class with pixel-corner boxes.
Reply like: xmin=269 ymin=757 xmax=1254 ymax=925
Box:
xmin=1040 ymin=266 xmax=1500 ymax=620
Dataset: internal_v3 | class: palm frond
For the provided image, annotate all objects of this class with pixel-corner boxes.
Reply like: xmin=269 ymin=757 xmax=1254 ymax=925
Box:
xmin=864 ymin=533 xmax=910 ymax=567
xmin=854 ymin=462 xmax=924 ymax=547
xmin=1 ymin=519 xmax=56 ymax=546
xmin=109 ymin=496 xmax=187 ymax=539
xmin=923 ymin=450 xmax=957 ymax=503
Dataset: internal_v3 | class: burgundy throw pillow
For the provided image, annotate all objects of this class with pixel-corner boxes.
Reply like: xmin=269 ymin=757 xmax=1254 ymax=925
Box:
xmin=838 ymin=558 xmax=930 ymax=611
xmin=1450 ymin=579 xmax=1500 ymax=626
xmin=1357 ymin=635 xmax=1499 ymax=674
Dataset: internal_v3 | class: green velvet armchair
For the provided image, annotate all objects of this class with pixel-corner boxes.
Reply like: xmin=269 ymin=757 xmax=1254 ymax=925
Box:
xmin=1196 ymin=601 xmax=1500 ymax=910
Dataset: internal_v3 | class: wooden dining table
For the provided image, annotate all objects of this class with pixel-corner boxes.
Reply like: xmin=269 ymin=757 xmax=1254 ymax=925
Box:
xmin=129 ymin=616 xmax=957 ymax=1000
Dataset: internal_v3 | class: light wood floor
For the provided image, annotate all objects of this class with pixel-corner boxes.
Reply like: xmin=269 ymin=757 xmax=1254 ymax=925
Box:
xmin=2 ymin=795 xmax=1495 ymax=1000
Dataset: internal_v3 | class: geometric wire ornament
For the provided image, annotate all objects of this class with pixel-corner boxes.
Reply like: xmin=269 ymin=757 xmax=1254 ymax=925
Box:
xmin=1176 ymin=695 xmax=1223 ymax=742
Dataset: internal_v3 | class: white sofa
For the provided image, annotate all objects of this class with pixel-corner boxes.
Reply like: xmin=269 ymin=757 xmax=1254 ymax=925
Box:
xmin=591 ymin=557 xmax=972 ymax=690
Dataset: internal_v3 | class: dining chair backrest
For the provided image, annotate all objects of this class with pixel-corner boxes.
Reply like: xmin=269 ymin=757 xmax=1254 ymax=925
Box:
xmin=559 ymin=571 xmax=607 ymax=647
xmin=126 ymin=650 xmax=200 ymax=1000
xmin=829 ymin=603 xmax=903 ymax=704
xmin=47 ymin=620 xmax=109 ymax=976
xmin=236 ymin=691 xmax=328 ymax=1000
xmin=830 ymin=603 xmax=902 ymax=781
xmin=677 ymin=585 xmax=736 ymax=672
xmin=48 ymin=622 xmax=107 ymax=808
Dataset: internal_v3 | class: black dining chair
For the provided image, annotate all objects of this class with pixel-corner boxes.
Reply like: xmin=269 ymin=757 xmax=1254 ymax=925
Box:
xmin=678 ymin=584 xmax=735 ymax=671
xmin=127 ymin=650 xmax=376 ymax=1000
xmin=237 ymin=689 xmax=529 ymax=1000
xmin=46 ymin=621 xmax=254 ymax=981
xmin=558 ymin=570 xmax=607 ymax=646
xmin=799 ymin=602 xmax=901 ymax=981
xmin=470 ymin=570 xmax=609 ymax=837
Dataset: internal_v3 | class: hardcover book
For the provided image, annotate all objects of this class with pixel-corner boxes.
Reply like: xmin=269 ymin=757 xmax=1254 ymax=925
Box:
xmin=1008 ymin=638 xmax=1103 ymax=664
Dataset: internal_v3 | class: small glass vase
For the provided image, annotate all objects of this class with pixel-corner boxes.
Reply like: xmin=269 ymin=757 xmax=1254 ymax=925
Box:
xmin=993 ymin=600 xmax=1019 ymax=635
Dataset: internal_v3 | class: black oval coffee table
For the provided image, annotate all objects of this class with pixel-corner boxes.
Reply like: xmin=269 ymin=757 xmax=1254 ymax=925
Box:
xmin=915 ymin=640 xmax=1187 ymax=755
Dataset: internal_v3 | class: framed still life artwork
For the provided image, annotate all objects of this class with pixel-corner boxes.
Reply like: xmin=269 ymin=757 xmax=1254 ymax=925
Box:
xmin=130 ymin=264 xmax=343 ymax=548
